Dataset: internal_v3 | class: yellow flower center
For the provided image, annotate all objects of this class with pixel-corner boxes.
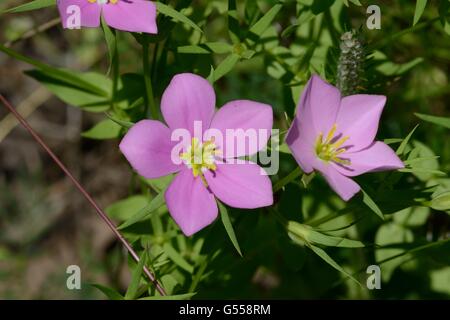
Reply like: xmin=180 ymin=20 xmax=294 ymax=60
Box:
xmin=88 ymin=0 xmax=118 ymax=4
xmin=180 ymin=137 xmax=219 ymax=186
xmin=315 ymin=124 xmax=351 ymax=165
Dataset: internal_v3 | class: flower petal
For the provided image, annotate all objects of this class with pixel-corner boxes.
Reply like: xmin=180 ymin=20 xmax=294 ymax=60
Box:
xmin=119 ymin=120 xmax=180 ymax=179
xmin=165 ymin=169 xmax=218 ymax=236
xmin=161 ymin=73 xmax=216 ymax=135
xmin=301 ymin=75 xmax=341 ymax=134
xmin=58 ymin=0 xmax=101 ymax=28
xmin=336 ymin=94 xmax=386 ymax=151
xmin=285 ymin=115 xmax=318 ymax=174
xmin=204 ymin=161 xmax=273 ymax=208
xmin=207 ymin=100 xmax=273 ymax=158
xmin=333 ymin=141 xmax=404 ymax=177
xmin=315 ymin=161 xmax=361 ymax=201
xmin=102 ymin=0 xmax=157 ymax=34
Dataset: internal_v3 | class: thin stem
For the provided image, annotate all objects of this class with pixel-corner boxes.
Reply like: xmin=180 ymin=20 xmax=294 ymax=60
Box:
xmin=111 ymin=34 xmax=120 ymax=113
xmin=142 ymin=39 xmax=158 ymax=119
xmin=273 ymin=167 xmax=302 ymax=193
xmin=0 ymin=95 xmax=166 ymax=296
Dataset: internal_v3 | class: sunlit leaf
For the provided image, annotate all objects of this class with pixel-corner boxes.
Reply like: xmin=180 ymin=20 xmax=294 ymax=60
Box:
xmin=118 ymin=191 xmax=166 ymax=230
xmin=82 ymin=119 xmax=122 ymax=140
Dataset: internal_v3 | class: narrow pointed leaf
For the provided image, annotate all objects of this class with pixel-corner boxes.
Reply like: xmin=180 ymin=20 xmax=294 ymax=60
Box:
xmin=139 ymin=293 xmax=196 ymax=300
xmin=125 ymin=251 xmax=147 ymax=300
xmin=308 ymin=244 xmax=361 ymax=286
xmin=163 ymin=243 xmax=194 ymax=273
xmin=218 ymin=201 xmax=242 ymax=256
xmin=156 ymin=3 xmax=202 ymax=33
xmin=118 ymin=191 xmax=166 ymax=230
xmin=90 ymin=284 xmax=124 ymax=300
xmin=413 ymin=0 xmax=428 ymax=26
xmin=415 ymin=113 xmax=450 ymax=129
xmin=4 ymin=0 xmax=56 ymax=13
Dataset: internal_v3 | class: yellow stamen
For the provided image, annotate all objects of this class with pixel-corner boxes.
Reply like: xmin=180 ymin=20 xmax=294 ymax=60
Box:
xmin=180 ymin=137 xmax=219 ymax=186
xmin=333 ymin=135 xmax=349 ymax=149
xmin=325 ymin=124 xmax=337 ymax=144
xmin=315 ymin=123 xmax=351 ymax=166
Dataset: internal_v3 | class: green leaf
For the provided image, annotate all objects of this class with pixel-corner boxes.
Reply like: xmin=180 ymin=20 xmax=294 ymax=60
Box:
xmin=374 ymin=53 xmax=424 ymax=77
xmin=139 ymin=292 xmax=196 ymax=300
xmin=144 ymin=175 xmax=174 ymax=193
xmin=105 ymin=113 xmax=134 ymax=129
xmin=0 ymin=44 xmax=108 ymax=97
xmin=90 ymin=284 xmax=124 ymax=300
xmin=407 ymin=140 xmax=440 ymax=181
xmin=125 ymin=251 xmax=147 ymax=300
xmin=4 ymin=0 xmax=56 ymax=13
xmin=218 ymin=201 xmax=242 ymax=256
xmin=189 ymin=258 xmax=209 ymax=293
xmin=393 ymin=207 xmax=430 ymax=227
xmin=25 ymin=69 xmax=111 ymax=111
xmin=212 ymin=53 xmax=240 ymax=82
xmin=430 ymin=191 xmax=450 ymax=211
xmin=399 ymin=167 xmax=446 ymax=176
xmin=375 ymin=222 xmax=414 ymax=281
xmin=396 ymin=124 xmax=419 ymax=155
xmin=82 ymin=119 xmax=122 ymax=140
xmin=361 ymin=188 xmax=384 ymax=220
xmin=156 ymin=3 xmax=202 ymax=33
xmin=227 ymin=0 xmax=241 ymax=44
xmin=118 ymin=191 xmax=166 ymax=230
xmin=288 ymin=221 xmax=365 ymax=248
xmin=160 ymin=274 xmax=179 ymax=295
xmin=163 ymin=243 xmax=194 ymax=273
xmin=106 ymin=195 xmax=148 ymax=221
xmin=415 ymin=113 xmax=450 ymax=129
xmin=430 ymin=267 xmax=450 ymax=295
xmin=413 ymin=0 xmax=428 ymax=26
xmin=248 ymin=4 xmax=282 ymax=39
xmin=308 ymin=244 xmax=361 ymax=286
xmin=348 ymin=0 xmax=362 ymax=5
xmin=178 ymin=42 xmax=232 ymax=55
xmin=101 ymin=17 xmax=117 ymax=73
xmin=438 ymin=0 xmax=450 ymax=36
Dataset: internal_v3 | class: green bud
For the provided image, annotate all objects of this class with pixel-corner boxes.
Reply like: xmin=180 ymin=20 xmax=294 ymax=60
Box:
xmin=336 ymin=30 xmax=365 ymax=97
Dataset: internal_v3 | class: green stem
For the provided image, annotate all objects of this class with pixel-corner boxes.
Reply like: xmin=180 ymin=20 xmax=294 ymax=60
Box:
xmin=273 ymin=167 xmax=302 ymax=193
xmin=111 ymin=41 xmax=119 ymax=112
xmin=142 ymin=39 xmax=158 ymax=119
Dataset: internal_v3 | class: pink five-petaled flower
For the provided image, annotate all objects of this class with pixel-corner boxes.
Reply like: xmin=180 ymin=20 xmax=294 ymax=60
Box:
xmin=57 ymin=0 xmax=157 ymax=34
xmin=119 ymin=73 xmax=274 ymax=236
xmin=286 ymin=75 xmax=404 ymax=201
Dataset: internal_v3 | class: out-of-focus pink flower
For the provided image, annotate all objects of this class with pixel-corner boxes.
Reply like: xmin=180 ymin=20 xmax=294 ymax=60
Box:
xmin=286 ymin=75 xmax=404 ymax=201
xmin=57 ymin=0 xmax=157 ymax=34
xmin=120 ymin=73 xmax=274 ymax=236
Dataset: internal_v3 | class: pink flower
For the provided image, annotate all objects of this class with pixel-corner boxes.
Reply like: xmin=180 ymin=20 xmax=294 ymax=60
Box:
xmin=119 ymin=73 xmax=274 ymax=236
xmin=286 ymin=75 xmax=404 ymax=201
xmin=57 ymin=0 xmax=157 ymax=34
